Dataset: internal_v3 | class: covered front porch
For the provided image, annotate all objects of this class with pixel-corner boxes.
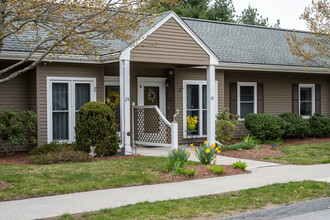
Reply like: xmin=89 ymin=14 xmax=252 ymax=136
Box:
xmin=104 ymin=60 xmax=219 ymax=155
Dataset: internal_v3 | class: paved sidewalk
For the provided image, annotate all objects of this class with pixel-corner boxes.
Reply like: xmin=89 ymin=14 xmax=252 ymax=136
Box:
xmin=0 ymin=162 xmax=329 ymax=220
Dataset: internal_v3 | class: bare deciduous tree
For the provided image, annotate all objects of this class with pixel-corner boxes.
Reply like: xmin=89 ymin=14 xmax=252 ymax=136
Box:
xmin=0 ymin=0 xmax=176 ymax=84
xmin=286 ymin=0 xmax=329 ymax=70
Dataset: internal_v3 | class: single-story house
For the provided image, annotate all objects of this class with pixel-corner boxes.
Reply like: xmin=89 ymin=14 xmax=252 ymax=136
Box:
xmin=0 ymin=11 xmax=329 ymax=154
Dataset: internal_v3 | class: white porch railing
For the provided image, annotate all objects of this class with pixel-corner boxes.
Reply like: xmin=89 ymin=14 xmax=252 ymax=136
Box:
xmin=132 ymin=104 xmax=179 ymax=152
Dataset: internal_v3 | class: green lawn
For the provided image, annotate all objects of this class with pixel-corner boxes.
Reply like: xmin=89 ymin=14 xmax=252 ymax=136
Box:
xmin=0 ymin=157 xmax=197 ymax=201
xmin=58 ymin=181 xmax=330 ymax=220
xmin=267 ymin=142 xmax=330 ymax=165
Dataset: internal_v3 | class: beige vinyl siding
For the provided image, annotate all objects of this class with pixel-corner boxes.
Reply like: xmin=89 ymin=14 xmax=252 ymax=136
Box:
xmin=131 ymin=18 xmax=210 ymax=65
xmin=36 ymin=63 xmax=104 ymax=146
xmin=174 ymin=68 xmax=224 ymax=144
xmin=224 ymin=71 xmax=330 ymax=137
xmin=104 ymin=62 xmax=176 ymax=121
xmin=0 ymin=63 xmax=36 ymax=151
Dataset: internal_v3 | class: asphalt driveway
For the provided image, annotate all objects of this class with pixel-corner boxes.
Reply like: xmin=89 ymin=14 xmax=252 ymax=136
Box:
xmin=219 ymin=197 xmax=330 ymax=220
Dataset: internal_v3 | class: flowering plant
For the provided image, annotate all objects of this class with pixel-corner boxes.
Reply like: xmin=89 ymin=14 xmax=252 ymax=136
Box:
xmin=193 ymin=141 xmax=218 ymax=165
xmin=187 ymin=115 xmax=198 ymax=125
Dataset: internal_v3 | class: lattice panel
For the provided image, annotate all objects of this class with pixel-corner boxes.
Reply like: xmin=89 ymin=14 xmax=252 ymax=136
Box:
xmin=134 ymin=108 xmax=171 ymax=144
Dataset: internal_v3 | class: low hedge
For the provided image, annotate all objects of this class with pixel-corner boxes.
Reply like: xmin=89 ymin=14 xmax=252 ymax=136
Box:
xmin=279 ymin=113 xmax=310 ymax=138
xmin=221 ymin=142 xmax=255 ymax=151
xmin=309 ymin=113 xmax=330 ymax=138
xmin=245 ymin=113 xmax=287 ymax=141
xmin=29 ymin=147 xmax=91 ymax=164
xmin=29 ymin=141 xmax=76 ymax=155
xmin=245 ymin=113 xmax=330 ymax=141
xmin=28 ymin=142 xmax=91 ymax=164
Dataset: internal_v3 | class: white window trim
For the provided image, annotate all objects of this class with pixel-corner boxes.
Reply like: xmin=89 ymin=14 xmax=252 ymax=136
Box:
xmin=299 ymin=84 xmax=315 ymax=119
xmin=47 ymin=76 xmax=97 ymax=143
xmin=237 ymin=82 xmax=257 ymax=121
xmin=183 ymin=80 xmax=218 ymax=139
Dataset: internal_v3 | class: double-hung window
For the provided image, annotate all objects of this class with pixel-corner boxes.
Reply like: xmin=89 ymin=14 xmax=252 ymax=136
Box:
xmin=237 ymin=82 xmax=257 ymax=120
xmin=299 ymin=84 xmax=315 ymax=118
xmin=47 ymin=77 xmax=96 ymax=142
xmin=183 ymin=80 xmax=218 ymax=138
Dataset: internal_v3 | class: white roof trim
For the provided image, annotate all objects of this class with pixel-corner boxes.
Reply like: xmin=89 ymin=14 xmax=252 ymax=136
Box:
xmin=191 ymin=62 xmax=329 ymax=74
xmin=0 ymin=51 xmax=120 ymax=64
xmin=217 ymin=62 xmax=329 ymax=74
xmin=120 ymin=11 xmax=219 ymax=65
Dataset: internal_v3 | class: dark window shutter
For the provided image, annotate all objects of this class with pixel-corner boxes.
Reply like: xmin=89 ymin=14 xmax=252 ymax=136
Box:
xmin=257 ymin=83 xmax=264 ymax=113
xmin=292 ymin=84 xmax=299 ymax=114
xmin=229 ymin=82 xmax=237 ymax=114
xmin=315 ymin=84 xmax=321 ymax=114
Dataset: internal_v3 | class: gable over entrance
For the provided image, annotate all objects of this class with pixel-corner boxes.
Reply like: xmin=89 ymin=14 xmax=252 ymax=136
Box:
xmin=130 ymin=18 xmax=210 ymax=65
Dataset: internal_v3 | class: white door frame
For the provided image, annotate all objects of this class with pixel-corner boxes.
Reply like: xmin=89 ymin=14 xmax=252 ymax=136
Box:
xmin=137 ymin=77 xmax=167 ymax=115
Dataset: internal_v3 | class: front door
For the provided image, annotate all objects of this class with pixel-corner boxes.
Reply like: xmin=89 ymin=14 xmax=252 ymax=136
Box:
xmin=137 ymin=77 xmax=166 ymax=115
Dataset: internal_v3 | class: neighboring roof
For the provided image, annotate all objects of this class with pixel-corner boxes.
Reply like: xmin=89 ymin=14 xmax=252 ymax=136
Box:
xmin=182 ymin=17 xmax=313 ymax=67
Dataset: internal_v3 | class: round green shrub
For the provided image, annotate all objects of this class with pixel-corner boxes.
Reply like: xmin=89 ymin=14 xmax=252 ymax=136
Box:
xmin=75 ymin=101 xmax=119 ymax=156
xmin=245 ymin=113 xmax=286 ymax=141
xmin=308 ymin=113 xmax=330 ymax=138
xmin=279 ymin=113 xmax=310 ymax=138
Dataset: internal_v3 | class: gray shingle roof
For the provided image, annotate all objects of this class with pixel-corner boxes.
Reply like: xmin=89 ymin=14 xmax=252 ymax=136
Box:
xmin=1 ymin=12 xmax=170 ymax=56
xmin=2 ymin=11 xmax=314 ymax=67
xmin=182 ymin=17 xmax=312 ymax=67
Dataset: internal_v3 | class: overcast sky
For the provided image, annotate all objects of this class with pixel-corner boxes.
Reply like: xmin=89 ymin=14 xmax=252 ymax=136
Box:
xmin=229 ymin=0 xmax=313 ymax=31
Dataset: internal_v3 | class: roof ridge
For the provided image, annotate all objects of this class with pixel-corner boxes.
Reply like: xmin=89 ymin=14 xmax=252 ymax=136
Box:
xmin=181 ymin=17 xmax=310 ymax=34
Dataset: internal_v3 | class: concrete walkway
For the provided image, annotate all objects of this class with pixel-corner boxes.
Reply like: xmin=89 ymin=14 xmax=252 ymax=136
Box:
xmin=0 ymin=147 xmax=329 ymax=220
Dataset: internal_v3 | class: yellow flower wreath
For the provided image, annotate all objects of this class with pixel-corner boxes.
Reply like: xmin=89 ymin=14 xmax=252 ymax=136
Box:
xmin=106 ymin=91 xmax=120 ymax=109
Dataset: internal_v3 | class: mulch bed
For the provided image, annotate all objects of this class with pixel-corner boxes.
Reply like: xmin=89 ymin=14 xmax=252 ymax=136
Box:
xmin=159 ymin=165 xmax=250 ymax=183
xmin=0 ymin=180 xmax=11 ymax=191
xmin=220 ymin=145 xmax=285 ymax=161
xmin=0 ymin=152 xmax=30 ymax=165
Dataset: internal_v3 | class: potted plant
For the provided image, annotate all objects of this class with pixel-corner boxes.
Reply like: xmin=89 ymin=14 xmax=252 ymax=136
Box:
xmin=187 ymin=115 xmax=198 ymax=130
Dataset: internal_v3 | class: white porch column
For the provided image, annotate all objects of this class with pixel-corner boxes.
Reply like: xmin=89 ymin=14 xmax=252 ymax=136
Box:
xmin=120 ymin=59 xmax=132 ymax=155
xmin=207 ymin=65 xmax=216 ymax=144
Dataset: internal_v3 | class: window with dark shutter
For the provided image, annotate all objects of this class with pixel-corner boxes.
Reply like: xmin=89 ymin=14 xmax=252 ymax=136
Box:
xmin=292 ymin=84 xmax=299 ymax=114
xmin=315 ymin=84 xmax=321 ymax=114
xmin=257 ymin=83 xmax=264 ymax=113
xmin=229 ymin=82 xmax=237 ymax=114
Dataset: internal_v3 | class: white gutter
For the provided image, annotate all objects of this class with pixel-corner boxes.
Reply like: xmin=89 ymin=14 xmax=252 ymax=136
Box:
xmin=191 ymin=62 xmax=329 ymax=74
xmin=0 ymin=51 xmax=120 ymax=64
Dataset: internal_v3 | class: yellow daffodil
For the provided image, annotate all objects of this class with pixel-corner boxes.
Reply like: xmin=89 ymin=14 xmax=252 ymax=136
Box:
xmin=204 ymin=140 xmax=207 ymax=144
xmin=192 ymin=149 xmax=195 ymax=151
xmin=190 ymin=143 xmax=194 ymax=147
xmin=214 ymin=158 xmax=217 ymax=161
xmin=206 ymin=149 xmax=210 ymax=153
xmin=212 ymin=143 xmax=216 ymax=147
xmin=187 ymin=152 xmax=191 ymax=155
xmin=176 ymin=150 xmax=178 ymax=153
xmin=218 ymin=151 xmax=221 ymax=154
xmin=215 ymin=148 xmax=219 ymax=151
xmin=205 ymin=159 xmax=208 ymax=162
